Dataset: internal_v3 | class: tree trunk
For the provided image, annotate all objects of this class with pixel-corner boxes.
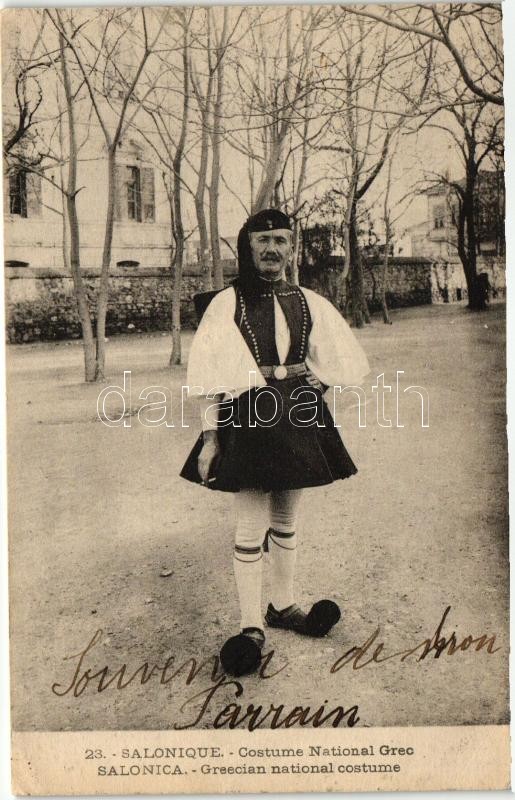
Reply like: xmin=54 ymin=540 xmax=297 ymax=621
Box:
xmin=337 ymin=173 xmax=357 ymax=310
xmin=56 ymin=101 xmax=70 ymax=273
xmin=94 ymin=146 xmax=117 ymax=381
xmin=380 ymin=227 xmax=392 ymax=324
xmin=193 ymin=18 xmax=214 ymax=291
xmin=209 ymin=80 xmax=223 ymax=290
xmin=195 ymin=135 xmax=211 ymax=290
xmin=290 ymin=220 xmax=301 ymax=285
xmin=362 ymin=293 xmax=371 ymax=324
xmin=252 ymin=134 xmax=289 ymax=212
xmin=59 ymin=31 xmax=96 ymax=382
xmin=465 ymin=179 xmax=483 ymax=310
xmin=60 ymin=173 xmax=69 ymax=272
xmin=349 ymin=205 xmax=367 ymax=327
xmin=170 ymin=177 xmax=184 ymax=366
xmin=55 ymin=7 xmax=162 ymax=381
xmin=290 ymin=116 xmax=309 ymax=286
xmin=169 ymin=20 xmax=190 ymax=366
xmin=67 ymin=192 xmax=96 ymax=381
xmin=457 ymin=164 xmax=484 ymax=312
xmin=209 ymin=180 xmax=223 ymax=289
xmin=209 ymin=7 xmax=228 ymax=292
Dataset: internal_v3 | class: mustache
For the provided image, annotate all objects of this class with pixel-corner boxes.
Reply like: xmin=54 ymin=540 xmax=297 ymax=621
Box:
xmin=261 ymin=255 xmax=281 ymax=262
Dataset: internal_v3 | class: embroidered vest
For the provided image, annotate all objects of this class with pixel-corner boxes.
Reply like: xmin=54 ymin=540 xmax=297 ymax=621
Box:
xmin=234 ymin=280 xmax=312 ymax=366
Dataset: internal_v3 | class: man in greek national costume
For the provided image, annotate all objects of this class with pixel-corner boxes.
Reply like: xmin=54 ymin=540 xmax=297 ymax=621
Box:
xmin=181 ymin=208 xmax=370 ymax=677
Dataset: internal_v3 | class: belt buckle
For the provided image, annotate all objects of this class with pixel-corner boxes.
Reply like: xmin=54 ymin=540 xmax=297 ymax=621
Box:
xmin=273 ymin=365 xmax=288 ymax=380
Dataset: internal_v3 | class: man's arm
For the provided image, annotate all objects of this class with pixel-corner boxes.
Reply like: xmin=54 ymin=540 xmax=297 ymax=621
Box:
xmin=197 ymin=396 xmax=223 ymax=483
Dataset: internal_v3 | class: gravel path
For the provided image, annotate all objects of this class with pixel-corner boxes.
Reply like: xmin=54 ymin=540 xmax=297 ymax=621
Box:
xmin=8 ymin=303 xmax=508 ymax=731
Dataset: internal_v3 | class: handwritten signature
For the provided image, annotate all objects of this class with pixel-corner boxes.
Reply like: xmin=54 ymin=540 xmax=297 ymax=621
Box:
xmin=50 ymin=606 xmax=499 ymax=729
xmin=330 ymin=606 xmax=500 ymax=672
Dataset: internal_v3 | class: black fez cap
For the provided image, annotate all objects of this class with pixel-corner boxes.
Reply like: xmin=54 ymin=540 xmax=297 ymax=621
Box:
xmin=247 ymin=208 xmax=292 ymax=233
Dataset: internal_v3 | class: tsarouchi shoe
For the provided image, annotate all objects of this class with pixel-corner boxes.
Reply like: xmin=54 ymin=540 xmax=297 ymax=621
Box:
xmin=219 ymin=627 xmax=265 ymax=677
xmin=265 ymin=601 xmax=341 ymax=637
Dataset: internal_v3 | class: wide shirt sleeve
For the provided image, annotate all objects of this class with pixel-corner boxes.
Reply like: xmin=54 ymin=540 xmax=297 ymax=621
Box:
xmin=303 ymin=287 xmax=370 ymax=387
xmin=186 ymin=286 xmax=267 ymax=399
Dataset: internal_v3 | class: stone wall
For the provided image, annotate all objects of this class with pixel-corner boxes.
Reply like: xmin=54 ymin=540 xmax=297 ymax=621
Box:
xmin=302 ymin=258 xmax=433 ymax=311
xmin=364 ymin=260 xmax=433 ymax=310
xmin=4 ymin=254 xmax=506 ymax=344
xmin=4 ymin=262 xmax=237 ymax=343
xmin=430 ymin=256 xmax=506 ymax=304
xmin=303 ymin=255 xmax=506 ymax=313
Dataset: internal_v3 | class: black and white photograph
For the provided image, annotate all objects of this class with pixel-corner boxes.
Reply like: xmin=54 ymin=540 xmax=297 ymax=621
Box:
xmin=2 ymin=2 xmax=509 ymax=794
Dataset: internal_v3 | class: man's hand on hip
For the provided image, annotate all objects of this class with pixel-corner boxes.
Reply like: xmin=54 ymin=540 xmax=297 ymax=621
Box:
xmin=305 ymin=368 xmax=327 ymax=393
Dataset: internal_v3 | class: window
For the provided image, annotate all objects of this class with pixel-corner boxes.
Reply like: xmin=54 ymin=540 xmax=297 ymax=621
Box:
xmin=141 ymin=167 xmax=155 ymax=222
xmin=115 ymin=164 xmax=155 ymax=223
xmin=127 ymin=166 xmax=141 ymax=221
xmin=9 ymin=170 xmax=27 ymax=216
xmin=7 ymin=169 xmax=41 ymax=218
xmin=433 ymin=203 xmax=445 ymax=230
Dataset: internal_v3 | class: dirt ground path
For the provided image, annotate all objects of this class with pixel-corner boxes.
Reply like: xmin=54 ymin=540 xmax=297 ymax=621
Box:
xmin=8 ymin=304 xmax=508 ymax=731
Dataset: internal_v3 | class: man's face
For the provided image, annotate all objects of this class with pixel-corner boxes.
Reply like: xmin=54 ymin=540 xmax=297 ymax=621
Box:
xmin=249 ymin=228 xmax=293 ymax=280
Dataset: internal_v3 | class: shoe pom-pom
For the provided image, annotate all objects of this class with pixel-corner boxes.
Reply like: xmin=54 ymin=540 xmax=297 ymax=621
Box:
xmin=220 ymin=634 xmax=262 ymax=677
xmin=305 ymin=600 xmax=341 ymax=637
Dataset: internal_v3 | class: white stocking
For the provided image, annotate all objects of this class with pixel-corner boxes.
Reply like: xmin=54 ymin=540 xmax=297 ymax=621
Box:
xmin=268 ymin=490 xmax=303 ymax=611
xmin=233 ymin=490 xmax=268 ymax=631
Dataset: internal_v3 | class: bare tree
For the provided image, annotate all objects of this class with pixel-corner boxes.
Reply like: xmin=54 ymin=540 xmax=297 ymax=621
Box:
xmin=345 ymin=4 xmax=503 ymax=107
xmin=208 ymin=7 xmax=231 ymax=291
xmin=225 ymin=7 xmax=324 ymax=216
xmin=374 ymin=142 xmax=416 ymax=325
xmin=344 ymin=3 xmax=504 ymax=312
xmin=134 ymin=13 xmax=193 ymax=365
xmin=317 ymin=9 xmax=433 ymax=326
xmin=58 ymin=29 xmax=96 ymax=379
xmin=289 ymin=117 xmax=311 ymax=284
xmin=2 ymin=10 xmax=101 ymax=379
xmin=2 ymin=11 xmax=56 ymax=157
xmin=423 ymin=100 xmax=503 ymax=310
xmin=47 ymin=8 xmax=170 ymax=381
xmin=379 ymin=156 xmax=394 ymax=325
xmin=189 ymin=12 xmax=214 ymax=291
xmin=188 ymin=7 xmax=243 ymax=290
xmin=119 ymin=9 xmax=196 ymax=365
xmin=253 ymin=9 xmax=319 ymax=212
xmin=269 ymin=77 xmax=333 ymax=284
xmin=166 ymin=13 xmax=191 ymax=366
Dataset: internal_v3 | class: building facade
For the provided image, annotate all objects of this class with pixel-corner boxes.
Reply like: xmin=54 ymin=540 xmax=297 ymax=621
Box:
xmin=409 ymin=171 xmax=505 ymax=261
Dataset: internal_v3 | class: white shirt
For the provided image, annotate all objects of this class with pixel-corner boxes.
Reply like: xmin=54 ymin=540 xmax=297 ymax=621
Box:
xmin=273 ymin=294 xmax=291 ymax=364
xmin=188 ymin=285 xmax=370 ymax=430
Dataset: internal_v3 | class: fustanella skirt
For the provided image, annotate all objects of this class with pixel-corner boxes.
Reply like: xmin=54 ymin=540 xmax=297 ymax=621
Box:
xmin=180 ymin=376 xmax=357 ymax=493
